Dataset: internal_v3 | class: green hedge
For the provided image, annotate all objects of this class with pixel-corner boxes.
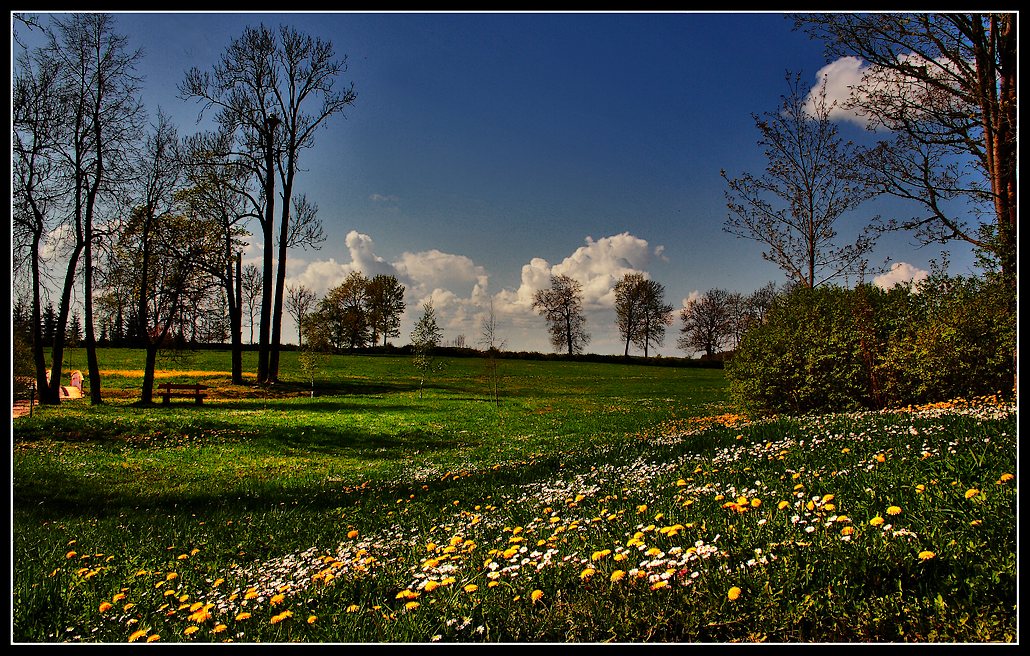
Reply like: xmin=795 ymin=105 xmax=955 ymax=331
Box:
xmin=726 ymin=274 xmax=1015 ymax=416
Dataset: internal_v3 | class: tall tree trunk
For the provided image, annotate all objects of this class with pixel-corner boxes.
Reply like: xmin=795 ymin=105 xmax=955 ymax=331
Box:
xmin=30 ymin=230 xmax=54 ymax=404
xmin=83 ymin=145 xmax=103 ymax=404
xmin=269 ymin=150 xmax=297 ymax=383
xmin=256 ymin=119 xmax=277 ymax=384
xmin=141 ymin=342 xmax=159 ymax=405
xmin=229 ymin=252 xmax=243 ymax=384
xmin=48 ymin=242 xmax=83 ymax=405
xmin=83 ymin=234 xmax=102 ymax=404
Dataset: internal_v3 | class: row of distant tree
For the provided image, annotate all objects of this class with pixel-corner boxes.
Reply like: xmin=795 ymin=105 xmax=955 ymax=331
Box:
xmin=530 ymin=273 xmax=782 ymax=359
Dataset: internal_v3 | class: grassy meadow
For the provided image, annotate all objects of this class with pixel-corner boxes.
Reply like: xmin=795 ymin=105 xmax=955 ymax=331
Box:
xmin=11 ymin=347 xmax=1017 ymax=643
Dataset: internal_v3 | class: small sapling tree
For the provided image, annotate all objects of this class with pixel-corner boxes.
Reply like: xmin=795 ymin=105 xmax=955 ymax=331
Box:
xmin=411 ymin=300 xmax=444 ymax=399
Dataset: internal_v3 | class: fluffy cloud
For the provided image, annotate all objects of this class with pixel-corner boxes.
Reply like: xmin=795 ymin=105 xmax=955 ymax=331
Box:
xmin=284 ymin=230 xmax=665 ymax=351
xmin=808 ymin=54 xmax=964 ymax=130
xmin=873 ymin=262 xmax=929 ymax=290
xmin=805 ymin=57 xmax=869 ymax=126
xmin=285 ymin=230 xmax=493 ymax=342
xmin=680 ymin=290 xmax=703 ymax=309
xmin=496 ymin=232 xmax=658 ymax=313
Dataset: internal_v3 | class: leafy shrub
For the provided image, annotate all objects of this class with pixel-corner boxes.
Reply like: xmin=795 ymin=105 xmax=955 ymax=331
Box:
xmin=726 ymin=285 xmax=870 ymax=415
xmin=726 ymin=274 xmax=1015 ymax=415
xmin=872 ymin=273 xmax=1015 ymax=406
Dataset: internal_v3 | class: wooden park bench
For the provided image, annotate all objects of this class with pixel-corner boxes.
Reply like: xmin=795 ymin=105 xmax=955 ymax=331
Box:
xmin=156 ymin=382 xmax=209 ymax=405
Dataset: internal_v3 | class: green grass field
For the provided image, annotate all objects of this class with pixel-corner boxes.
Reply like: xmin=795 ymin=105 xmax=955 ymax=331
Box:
xmin=12 ymin=348 xmax=1017 ymax=643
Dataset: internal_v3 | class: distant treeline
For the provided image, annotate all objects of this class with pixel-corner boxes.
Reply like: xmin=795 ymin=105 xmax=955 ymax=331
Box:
xmin=80 ymin=342 xmax=727 ymax=369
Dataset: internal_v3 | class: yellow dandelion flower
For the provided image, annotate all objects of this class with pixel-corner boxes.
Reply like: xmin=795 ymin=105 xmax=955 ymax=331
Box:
xmin=676 ymin=479 xmax=687 ymax=486
xmin=99 ymin=602 xmax=113 ymax=613
xmin=777 ymin=500 xmax=790 ymax=510
xmin=728 ymin=586 xmax=742 ymax=601
xmin=999 ymin=473 xmax=1014 ymax=482
xmin=307 ymin=616 xmax=317 ymax=624
xmin=66 ymin=551 xmax=77 ymax=559
xmin=405 ymin=601 xmax=420 ymax=610
xmin=270 ymin=610 xmax=293 ymax=624
xmin=112 ymin=593 xmax=126 ymax=603
xmin=347 ymin=530 xmax=359 ymax=539
xmin=424 ymin=580 xmax=440 ymax=592
xmin=463 ymin=584 xmax=478 ymax=593
xmin=886 ymin=506 xmax=902 ymax=516
xmin=213 ymin=578 xmax=224 ymax=587
xmin=918 ymin=550 xmax=936 ymax=560
xmin=146 ymin=635 xmax=160 ymax=643
xmin=750 ymin=498 xmax=762 ymax=508
xmin=580 ymin=568 xmax=596 ymax=580
xmin=915 ymin=484 xmax=925 ymax=494
xmin=244 ymin=589 xmax=258 ymax=600
xmin=964 ymin=488 xmax=979 ymax=499
xmin=841 ymin=526 xmax=855 ymax=536
xmin=184 ymin=626 xmax=200 ymax=636
xmin=531 ymin=589 xmax=545 ymax=603
xmin=651 ymin=580 xmax=669 ymax=590
xmin=637 ymin=504 xmax=648 ymax=513
xmin=128 ymin=629 xmax=148 ymax=643
xmin=165 ymin=572 xmax=178 ymax=581
xmin=235 ymin=612 xmax=251 ymax=621
xmin=610 ymin=570 xmax=626 ymax=583
xmin=270 ymin=593 xmax=285 ymax=606
xmin=212 ymin=624 xmax=227 ymax=634
xmin=346 ymin=605 xmax=360 ymax=613
xmin=869 ymin=516 xmax=885 ymax=526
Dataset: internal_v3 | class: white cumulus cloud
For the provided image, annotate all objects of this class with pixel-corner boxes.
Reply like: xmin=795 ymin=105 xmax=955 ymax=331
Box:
xmin=873 ymin=262 xmax=929 ymax=290
xmin=805 ymin=57 xmax=870 ymax=126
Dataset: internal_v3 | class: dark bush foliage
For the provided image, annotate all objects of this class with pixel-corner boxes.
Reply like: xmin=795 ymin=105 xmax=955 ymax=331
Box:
xmin=726 ymin=274 xmax=1015 ymax=416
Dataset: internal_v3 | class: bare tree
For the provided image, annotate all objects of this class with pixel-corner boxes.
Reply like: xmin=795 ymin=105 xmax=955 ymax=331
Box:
xmin=12 ymin=42 xmax=64 ymax=401
xmin=12 ymin=13 xmax=144 ymax=404
xmin=722 ymin=73 xmax=876 ymax=289
xmin=678 ymin=288 xmax=734 ymax=359
xmin=181 ymin=128 xmax=254 ymax=384
xmin=183 ymin=23 xmax=356 ymax=383
xmin=285 ymin=283 xmax=318 ymax=348
xmin=532 ymin=274 xmax=590 ymax=356
xmin=478 ymin=300 xmax=506 ymax=406
xmin=632 ymin=279 xmax=674 ymax=358
xmin=614 ymin=273 xmax=647 ymax=357
xmin=794 ymin=13 xmax=1016 ymax=287
xmin=411 ymin=300 xmax=443 ymax=399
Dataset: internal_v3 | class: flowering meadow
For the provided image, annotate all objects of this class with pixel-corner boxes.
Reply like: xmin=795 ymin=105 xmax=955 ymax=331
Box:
xmin=12 ymin=350 xmax=1017 ymax=643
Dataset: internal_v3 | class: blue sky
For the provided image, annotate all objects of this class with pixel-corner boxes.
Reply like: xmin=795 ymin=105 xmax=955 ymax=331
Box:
xmin=13 ymin=11 xmax=981 ymax=355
